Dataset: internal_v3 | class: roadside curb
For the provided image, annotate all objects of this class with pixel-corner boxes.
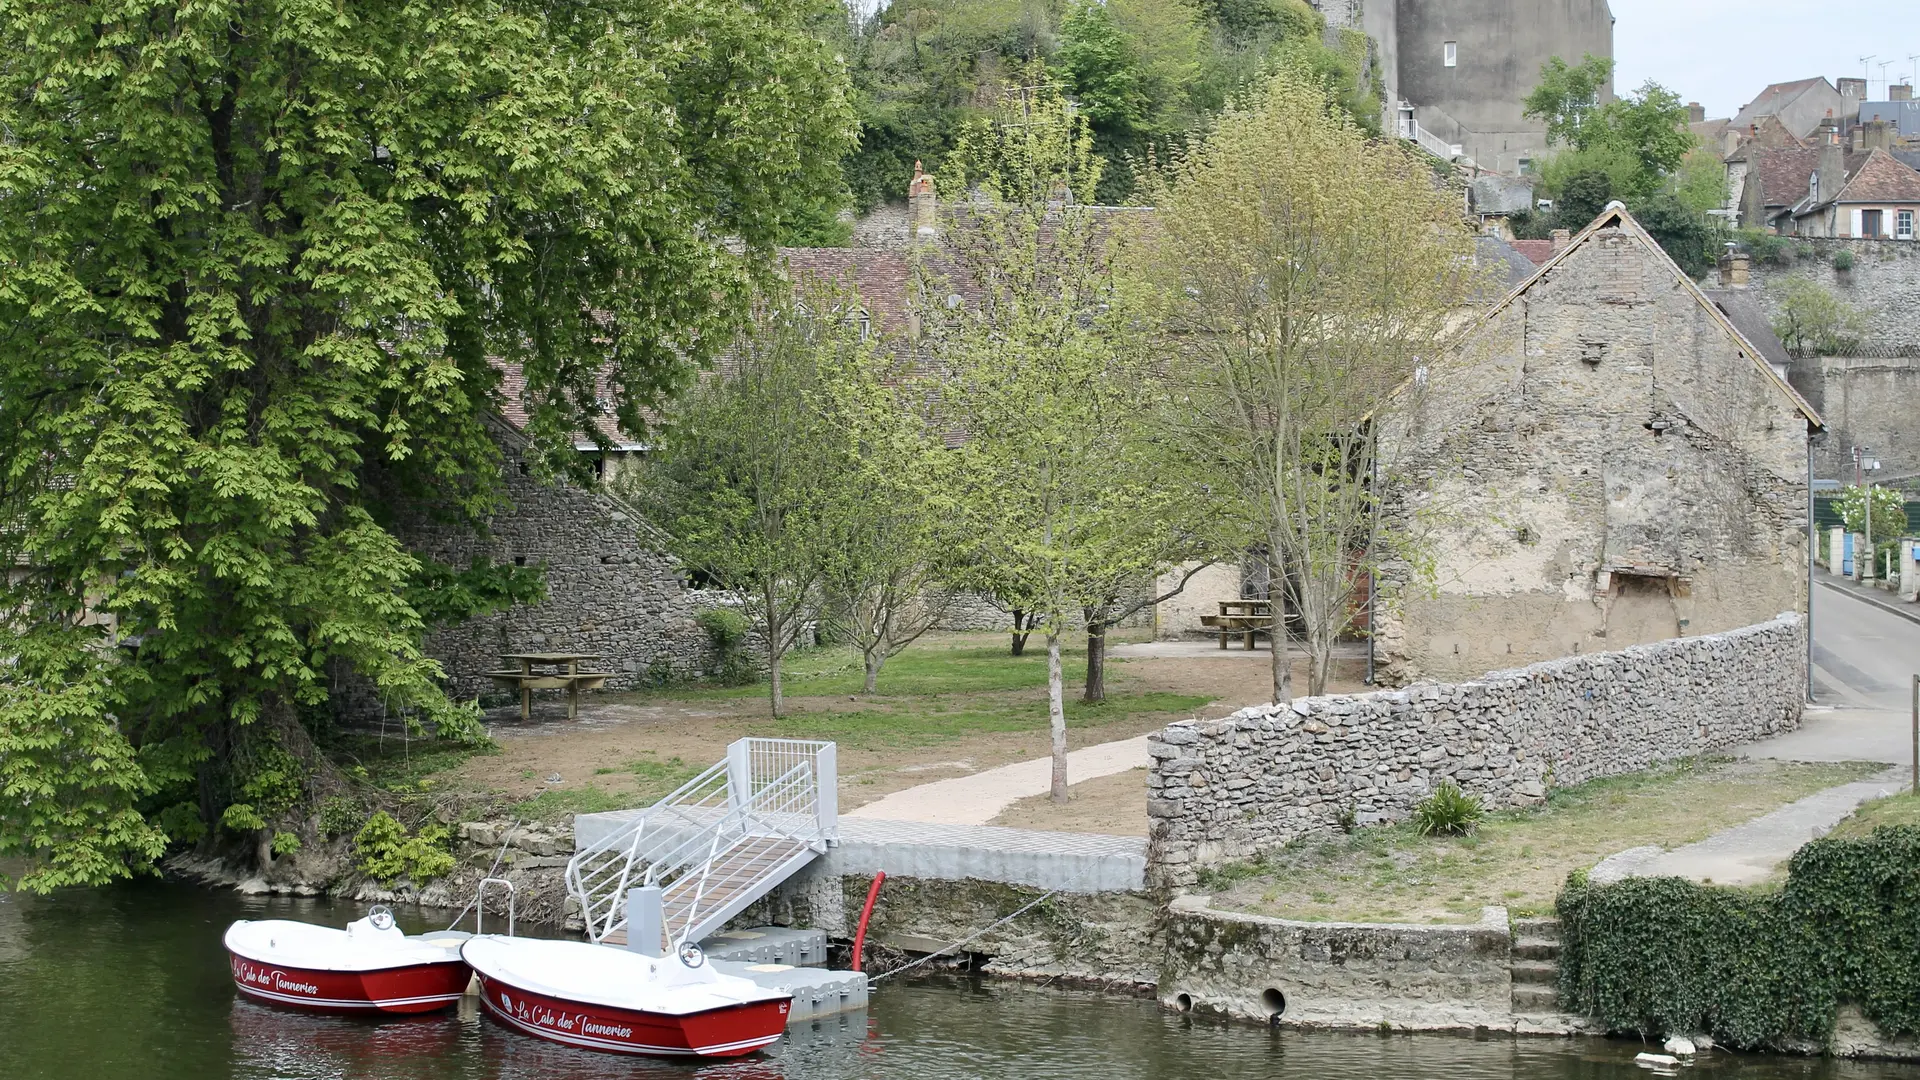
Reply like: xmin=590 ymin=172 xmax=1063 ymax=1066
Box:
xmin=1817 ymin=577 xmax=1920 ymax=628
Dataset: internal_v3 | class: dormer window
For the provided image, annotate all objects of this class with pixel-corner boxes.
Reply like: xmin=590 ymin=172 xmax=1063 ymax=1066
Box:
xmin=1444 ymin=41 xmax=1457 ymax=67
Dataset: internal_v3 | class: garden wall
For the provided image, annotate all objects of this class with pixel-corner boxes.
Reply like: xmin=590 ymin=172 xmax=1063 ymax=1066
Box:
xmin=1146 ymin=614 xmax=1806 ymax=888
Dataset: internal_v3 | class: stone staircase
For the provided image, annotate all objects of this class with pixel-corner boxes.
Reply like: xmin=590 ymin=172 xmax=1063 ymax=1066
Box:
xmin=1510 ymin=917 xmax=1564 ymax=1017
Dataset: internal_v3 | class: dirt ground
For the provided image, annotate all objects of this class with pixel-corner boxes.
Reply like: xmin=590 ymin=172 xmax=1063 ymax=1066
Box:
xmin=990 ymin=767 xmax=1150 ymax=836
xmin=445 ymin=639 xmax=1364 ymax=825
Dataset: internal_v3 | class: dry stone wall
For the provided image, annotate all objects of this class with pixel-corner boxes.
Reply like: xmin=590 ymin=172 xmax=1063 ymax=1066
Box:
xmin=1147 ymin=614 xmax=1806 ymax=888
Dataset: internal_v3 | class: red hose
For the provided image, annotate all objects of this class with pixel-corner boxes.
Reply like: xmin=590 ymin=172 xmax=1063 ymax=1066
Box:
xmin=850 ymin=871 xmax=887 ymax=972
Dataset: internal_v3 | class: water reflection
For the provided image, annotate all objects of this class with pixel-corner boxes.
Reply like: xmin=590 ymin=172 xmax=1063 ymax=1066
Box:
xmin=0 ymin=880 xmax=1909 ymax=1080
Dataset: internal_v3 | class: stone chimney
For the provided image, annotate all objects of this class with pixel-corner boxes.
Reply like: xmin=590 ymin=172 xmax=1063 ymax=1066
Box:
xmin=1687 ymin=102 xmax=1706 ymax=124
xmin=1717 ymin=245 xmax=1751 ymax=288
xmin=1550 ymin=228 xmax=1572 ymax=256
xmin=1893 ymin=83 xmax=1915 ymax=102
xmin=908 ymin=161 xmax=937 ymax=246
xmin=1864 ymin=119 xmax=1895 ymax=152
xmin=1839 ymin=77 xmax=1867 ymax=99
xmin=1816 ymin=123 xmax=1846 ymax=205
xmin=1852 ymin=124 xmax=1866 ymax=152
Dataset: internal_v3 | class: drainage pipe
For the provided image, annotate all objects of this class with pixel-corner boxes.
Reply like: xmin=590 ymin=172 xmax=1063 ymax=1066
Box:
xmin=851 ymin=871 xmax=887 ymax=973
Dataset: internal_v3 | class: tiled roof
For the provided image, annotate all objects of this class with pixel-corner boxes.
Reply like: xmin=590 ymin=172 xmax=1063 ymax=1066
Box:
xmin=1724 ymin=116 xmax=1810 ymax=161
xmin=1832 ymin=148 xmax=1920 ymax=204
xmin=1744 ymin=148 xmax=1824 ymax=208
xmin=1702 ymin=288 xmax=1791 ymax=370
xmin=1508 ymin=239 xmax=1555 ymax=265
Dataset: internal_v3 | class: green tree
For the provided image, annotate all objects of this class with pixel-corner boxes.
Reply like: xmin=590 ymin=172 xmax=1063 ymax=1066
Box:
xmin=628 ymin=280 xmax=868 ymax=718
xmin=1059 ymin=0 xmax=1207 ymax=202
xmin=929 ymin=78 xmax=1193 ymax=795
xmin=1524 ymin=53 xmax=1614 ymax=149
xmin=1772 ymin=278 xmax=1870 ymax=357
xmin=0 ymin=0 xmax=854 ymax=891
xmin=1132 ymin=67 xmax=1479 ymax=699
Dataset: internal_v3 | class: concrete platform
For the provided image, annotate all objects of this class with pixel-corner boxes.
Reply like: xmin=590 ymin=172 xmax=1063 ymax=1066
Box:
xmin=574 ymin=812 xmax=1147 ymax=893
xmin=712 ymin=959 xmax=868 ymax=1024
xmin=700 ymin=925 xmax=829 ymax=967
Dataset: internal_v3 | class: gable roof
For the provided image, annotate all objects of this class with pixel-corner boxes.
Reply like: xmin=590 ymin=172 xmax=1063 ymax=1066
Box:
xmin=1478 ymin=204 xmax=1822 ymax=428
xmin=1830 ymin=148 xmax=1920 ymax=204
xmin=1741 ymin=147 xmax=1823 ymax=209
xmin=1731 ymin=77 xmax=1836 ymax=134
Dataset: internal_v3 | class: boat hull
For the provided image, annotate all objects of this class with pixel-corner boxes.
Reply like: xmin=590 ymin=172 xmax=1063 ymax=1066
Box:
xmin=228 ymin=951 xmax=471 ymax=1014
xmin=473 ymin=970 xmax=790 ymax=1057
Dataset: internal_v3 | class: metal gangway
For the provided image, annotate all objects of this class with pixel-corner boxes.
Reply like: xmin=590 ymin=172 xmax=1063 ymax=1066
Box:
xmin=565 ymin=738 xmax=837 ymax=951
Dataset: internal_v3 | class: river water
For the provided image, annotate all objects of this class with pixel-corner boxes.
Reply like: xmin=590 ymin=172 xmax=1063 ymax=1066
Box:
xmin=0 ymin=879 xmax=1906 ymax=1080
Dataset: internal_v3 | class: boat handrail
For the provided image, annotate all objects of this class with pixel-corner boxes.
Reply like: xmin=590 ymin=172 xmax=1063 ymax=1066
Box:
xmin=476 ymin=876 xmax=516 ymax=937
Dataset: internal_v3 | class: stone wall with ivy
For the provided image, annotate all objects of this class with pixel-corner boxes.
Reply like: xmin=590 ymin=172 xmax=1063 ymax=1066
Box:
xmin=1145 ymin=614 xmax=1806 ymax=888
xmin=1558 ymin=826 xmax=1920 ymax=1053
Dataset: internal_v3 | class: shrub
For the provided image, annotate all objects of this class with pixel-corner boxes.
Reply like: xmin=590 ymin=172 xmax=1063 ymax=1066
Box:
xmin=1558 ymin=826 xmax=1920 ymax=1048
xmin=1411 ymin=781 xmax=1483 ymax=836
xmin=353 ymin=811 xmax=455 ymax=882
xmin=1833 ymin=248 xmax=1855 ymax=272
xmin=694 ymin=606 xmax=756 ymax=685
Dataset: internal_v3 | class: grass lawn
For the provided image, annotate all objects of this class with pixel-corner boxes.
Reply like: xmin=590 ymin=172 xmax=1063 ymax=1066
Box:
xmin=1202 ymin=757 xmax=1882 ymax=924
xmin=1827 ymin=787 xmax=1920 ymax=839
xmin=445 ymin=630 xmax=1280 ymax=823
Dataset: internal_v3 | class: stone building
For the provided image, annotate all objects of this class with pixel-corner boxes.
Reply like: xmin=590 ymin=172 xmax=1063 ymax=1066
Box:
xmin=1324 ymin=0 xmax=1615 ymax=176
xmin=1374 ymin=205 xmax=1822 ymax=684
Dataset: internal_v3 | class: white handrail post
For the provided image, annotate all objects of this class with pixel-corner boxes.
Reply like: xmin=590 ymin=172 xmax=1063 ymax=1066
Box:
xmin=814 ymin=743 xmax=838 ymax=843
xmin=725 ymin=738 xmax=751 ymax=815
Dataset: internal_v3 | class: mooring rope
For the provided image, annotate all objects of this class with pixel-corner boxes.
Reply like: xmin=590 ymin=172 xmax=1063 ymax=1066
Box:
xmin=867 ymin=885 xmax=1064 ymax=982
xmin=445 ymin=817 xmax=521 ymax=932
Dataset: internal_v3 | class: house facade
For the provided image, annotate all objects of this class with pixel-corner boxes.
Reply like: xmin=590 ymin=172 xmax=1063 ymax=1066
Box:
xmin=1374 ymin=206 xmax=1820 ymax=684
xmin=1785 ymin=147 xmax=1920 ymax=239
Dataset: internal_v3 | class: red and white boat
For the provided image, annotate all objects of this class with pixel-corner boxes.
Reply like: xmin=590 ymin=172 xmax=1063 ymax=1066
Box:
xmin=224 ymin=907 xmax=472 ymax=1014
xmin=461 ymin=935 xmax=792 ymax=1058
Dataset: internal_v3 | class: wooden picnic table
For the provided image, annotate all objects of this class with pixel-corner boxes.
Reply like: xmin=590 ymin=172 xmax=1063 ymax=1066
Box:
xmin=487 ymin=652 xmax=608 ymax=720
xmin=1200 ymin=599 xmax=1273 ymax=650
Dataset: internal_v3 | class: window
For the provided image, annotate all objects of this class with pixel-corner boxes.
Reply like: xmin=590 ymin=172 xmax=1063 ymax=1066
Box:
xmin=1900 ymin=209 xmax=1915 ymax=240
xmin=1863 ymin=209 xmax=1884 ymax=238
xmin=1443 ymin=41 xmax=1457 ymax=67
xmin=1809 ymin=173 xmax=1819 ymax=202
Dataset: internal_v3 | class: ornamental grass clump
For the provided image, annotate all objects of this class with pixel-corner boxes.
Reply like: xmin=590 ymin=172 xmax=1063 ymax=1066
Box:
xmin=1412 ymin=781 xmax=1484 ymax=837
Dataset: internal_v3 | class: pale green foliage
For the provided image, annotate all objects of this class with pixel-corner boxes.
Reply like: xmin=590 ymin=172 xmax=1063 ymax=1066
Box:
xmin=0 ymin=0 xmax=854 ymax=889
xmin=1131 ymin=67 xmax=1479 ymax=699
xmin=1525 ymin=54 xmax=1616 ymax=150
xmin=628 ymin=279 xmax=874 ymax=716
xmin=1527 ymin=56 xmax=1696 ymax=203
xmin=353 ymin=811 xmax=454 ymax=883
xmin=1673 ymin=148 xmax=1731 ymax=215
xmin=927 ymin=77 xmax=1205 ymax=791
xmin=1772 ymin=278 xmax=1870 ymax=357
xmin=1835 ymin=486 xmax=1910 ymax=542
xmin=944 ymin=65 xmax=1106 ymax=207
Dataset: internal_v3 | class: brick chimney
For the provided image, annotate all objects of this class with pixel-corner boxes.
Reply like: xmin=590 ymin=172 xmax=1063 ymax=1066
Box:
xmin=1717 ymin=245 xmax=1751 ymax=288
xmin=1550 ymin=228 xmax=1572 ymax=256
xmin=908 ymin=161 xmax=937 ymax=246
xmin=1893 ymin=83 xmax=1915 ymax=102
xmin=1687 ymin=102 xmax=1706 ymax=124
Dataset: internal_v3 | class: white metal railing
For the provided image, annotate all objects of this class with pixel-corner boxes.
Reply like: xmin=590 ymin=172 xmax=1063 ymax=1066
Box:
xmin=565 ymin=738 xmax=837 ymax=948
xmin=1398 ymin=114 xmax=1462 ymax=161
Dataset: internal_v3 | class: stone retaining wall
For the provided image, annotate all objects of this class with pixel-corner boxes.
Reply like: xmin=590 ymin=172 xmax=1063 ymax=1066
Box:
xmin=1160 ymin=897 xmax=1522 ymax=1032
xmin=1147 ymin=615 xmax=1806 ymax=887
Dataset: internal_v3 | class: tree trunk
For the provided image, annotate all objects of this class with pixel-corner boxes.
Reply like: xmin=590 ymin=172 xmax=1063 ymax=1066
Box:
xmin=1010 ymin=610 xmax=1032 ymax=657
xmin=1270 ymin=589 xmax=1292 ymax=704
xmin=862 ymin=651 xmax=882 ymax=694
xmin=1081 ymin=617 xmax=1107 ymax=705
xmin=1047 ymin=630 xmax=1068 ymax=802
xmin=767 ymin=595 xmax=785 ymax=717
xmin=1309 ymin=638 xmax=1332 ymax=698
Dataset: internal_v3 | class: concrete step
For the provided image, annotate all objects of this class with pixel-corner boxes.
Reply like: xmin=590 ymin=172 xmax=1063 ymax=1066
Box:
xmin=1511 ymin=959 xmax=1559 ymax=986
xmin=712 ymin=960 xmax=868 ymax=1024
xmin=1510 ymin=917 xmax=1561 ymax=942
xmin=701 ymin=926 xmax=830 ymax=968
xmin=1512 ymin=937 xmax=1562 ymax=961
xmin=1511 ymin=984 xmax=1563 ymax=1012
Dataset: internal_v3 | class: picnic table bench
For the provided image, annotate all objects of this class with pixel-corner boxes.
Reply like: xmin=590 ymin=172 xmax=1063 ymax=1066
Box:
xmin=1199 ymin=600 xmax=1273 ymax=650
xmin=486 ymin=652 xmax=608 ymax=720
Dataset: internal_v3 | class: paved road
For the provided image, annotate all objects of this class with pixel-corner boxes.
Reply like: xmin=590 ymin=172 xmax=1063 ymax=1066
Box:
xmin=1740 ymin=583 xmax=1919 ymax=764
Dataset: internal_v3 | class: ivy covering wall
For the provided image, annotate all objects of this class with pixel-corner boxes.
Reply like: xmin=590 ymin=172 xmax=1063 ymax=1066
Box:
xmin=1557 ymin=827 xmax=1920 ymax=1048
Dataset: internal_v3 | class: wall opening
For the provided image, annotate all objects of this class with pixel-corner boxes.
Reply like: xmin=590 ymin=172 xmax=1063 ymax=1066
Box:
xmin=1260 ymin=987 xmax=1287 ymax=1018
xmin=1175 ymin=993 xmax=1194 ymax=1013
